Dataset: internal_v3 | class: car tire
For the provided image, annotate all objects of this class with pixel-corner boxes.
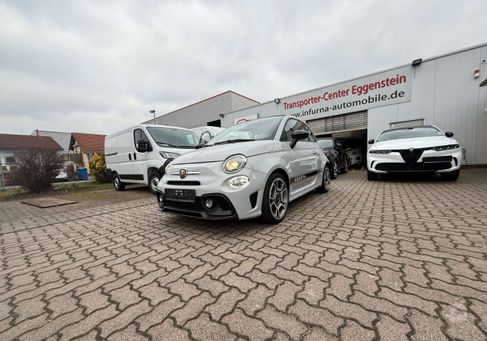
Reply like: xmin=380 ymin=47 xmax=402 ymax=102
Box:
xmin=341 ymin=159 xmax=349 ymax=174
xmin=317 ymin=167 xmax=331 ymax=193
xmin=113 ymin=173 xmax=126 ymax=191
xmin=367 ymin=170 xmax=378 ymax=181
xmin=441 ymin=170 xmax=460 ymax=181
xmin=261 ymin=173 xmax=289 ymax=225
xmin=149 ymin=171 xmax=162 ymax=194
xmin=330 ymin=162 xmax=338 ymax=179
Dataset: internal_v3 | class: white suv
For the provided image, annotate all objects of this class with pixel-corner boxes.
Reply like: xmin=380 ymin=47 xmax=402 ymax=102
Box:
xmin=156 ymin=116 xmax=331 ymax=224
xmin=367 ymin=125 xmax=462 ymax=181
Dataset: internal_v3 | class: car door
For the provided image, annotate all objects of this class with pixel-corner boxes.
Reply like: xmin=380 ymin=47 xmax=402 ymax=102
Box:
xmin=280 ymin=119 xmax=321 ymax=199
xmin=132 ymin=128 xmax=152 ymax=184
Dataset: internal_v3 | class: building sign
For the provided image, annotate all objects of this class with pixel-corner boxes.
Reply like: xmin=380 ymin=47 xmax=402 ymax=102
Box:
xmin=282 ymin=66 xmax=412 ymax=120
xmin=234 ymin=113 xmax=258 ymax=125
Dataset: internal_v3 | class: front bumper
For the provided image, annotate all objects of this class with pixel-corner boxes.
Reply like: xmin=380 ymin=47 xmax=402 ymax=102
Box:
xmin=367 ymin=148 xmax=462 ymax=173
xmin=156 ymin=161 xmax=267 ymax=220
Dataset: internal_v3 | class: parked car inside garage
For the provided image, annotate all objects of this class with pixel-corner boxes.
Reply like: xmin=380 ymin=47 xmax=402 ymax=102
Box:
xmin=317 ymin=138 xmax=350 ymax=178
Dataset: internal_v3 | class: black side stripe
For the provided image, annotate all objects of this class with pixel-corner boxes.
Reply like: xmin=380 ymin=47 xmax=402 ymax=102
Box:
xmin=291 ymin=170 xmax=318 ymax=183
xmin=119 ymin=174 xmax=144 ymax=180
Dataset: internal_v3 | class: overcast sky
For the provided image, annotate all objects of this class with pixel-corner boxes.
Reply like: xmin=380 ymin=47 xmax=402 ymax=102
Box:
xmin=1 ymin=0 xmax=486 ymax=135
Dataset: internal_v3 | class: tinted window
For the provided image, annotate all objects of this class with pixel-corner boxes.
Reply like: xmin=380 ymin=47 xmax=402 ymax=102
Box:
xmin=377 ymin=126 xmax=443 ymax=142
xmin=134 ymin=129 xmax=151 ymax=152
xmin=281 ymin=119 xmax=316 ymax=142
xmin=318 ymin=139 xmax=334 ymax=148
xmin=208 ymin=116 xmax=282 ymax=145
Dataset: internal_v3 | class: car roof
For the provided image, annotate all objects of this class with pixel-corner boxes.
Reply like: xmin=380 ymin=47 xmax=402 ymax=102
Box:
xmin=380 ymin=124 xmax=439 ymax=134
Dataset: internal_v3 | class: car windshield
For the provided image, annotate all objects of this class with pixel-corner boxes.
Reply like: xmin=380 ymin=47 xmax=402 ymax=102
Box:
xmin=208 ymin=116 xmax=283 ymax=145
xmin=318 ymin=139 xmax=334 ymax=149
xmin=146 ymin=127 xmax=199 ymax=148
xmin=377 ymin=126 xmax=443 ymax=142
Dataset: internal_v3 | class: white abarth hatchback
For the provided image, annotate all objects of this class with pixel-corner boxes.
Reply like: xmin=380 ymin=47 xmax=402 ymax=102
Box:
xmin=156 ymin=116 xmax=331 ymax=224
xmin=367 ymin=125 xmax=462 ymax=181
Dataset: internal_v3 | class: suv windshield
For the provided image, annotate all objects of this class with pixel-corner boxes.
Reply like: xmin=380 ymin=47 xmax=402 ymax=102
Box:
xmin=146 ymin=127 xmax=199 ymax=148
xmin=208 ymin=116 xmax=283 ymax=145
xmin=377 ymin=126 xmax=443 ymax=142
xmin=318 ymin=139 xmax=334 ymax=149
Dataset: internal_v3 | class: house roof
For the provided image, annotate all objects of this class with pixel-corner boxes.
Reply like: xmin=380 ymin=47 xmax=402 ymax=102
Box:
xmin=0 ymin=133 xmax=62 ymax=151
xmin=71 ymin=133 xmax=105 ymax=153
xmin=32 ymin=130 xmax=72 ymax=151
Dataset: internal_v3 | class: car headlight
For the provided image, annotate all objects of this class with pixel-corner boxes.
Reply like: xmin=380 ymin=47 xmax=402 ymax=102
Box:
xmin=226 ymin=175 xmax=250 ymax=189
xmin=223 ymin=154 xmax=246 ymax=173
xmin=160 ymin=151 xmax=180 ymax=159
xmin=369 ymin=150 xmax=391 ymax=154
xmin=432 ymin=144 xmax=460 ymax=151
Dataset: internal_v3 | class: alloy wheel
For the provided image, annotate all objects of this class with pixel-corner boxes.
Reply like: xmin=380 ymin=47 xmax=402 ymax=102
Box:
xmin=268 ymin=178 xmax=288 ymax=220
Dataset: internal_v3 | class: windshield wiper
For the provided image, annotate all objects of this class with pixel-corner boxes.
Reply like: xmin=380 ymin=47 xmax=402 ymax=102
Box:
xmin=156 ymin=142 xmax=178 ymax=148
xmin=213 ymin=139 xmax=255 ymax=146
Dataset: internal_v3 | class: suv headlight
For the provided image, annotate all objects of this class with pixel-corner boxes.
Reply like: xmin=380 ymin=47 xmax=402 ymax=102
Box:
xmin=432 ymin=144 xmax=460 ymax=151
xmin=369 ymin=150 xmax=391 ymax=154
xmin=160 ymin=151 xmax=180 ymax=159
xmin=223 ymin=154 xmax=246 ymax=173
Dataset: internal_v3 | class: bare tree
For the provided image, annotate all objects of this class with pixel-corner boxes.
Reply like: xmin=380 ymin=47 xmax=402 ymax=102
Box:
xmin=12 ymin=149 xmax=63 ymax=193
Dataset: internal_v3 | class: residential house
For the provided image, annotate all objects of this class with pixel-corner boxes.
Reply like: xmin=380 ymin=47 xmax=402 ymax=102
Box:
xmin=70 ymin=133 xmax=105 ymax=169
xmin=0 ymin=133 xmax=62 ymax=186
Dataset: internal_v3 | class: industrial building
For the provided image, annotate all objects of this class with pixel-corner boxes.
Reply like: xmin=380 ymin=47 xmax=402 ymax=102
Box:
xmin=148 ymin=43 xmax=487 ymax=165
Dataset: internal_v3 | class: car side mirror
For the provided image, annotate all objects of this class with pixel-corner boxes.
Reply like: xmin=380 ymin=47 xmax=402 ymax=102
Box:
xmin=445 ymin=131 xmax=454 ymax=138
xmin=137 ymin=140 xmax=150 ymax=152
xmin=199 ymin=131 xmax=212 ymax=145
xmin=290 ymin=130 xmax=309 ymax=148
xmin=368 ymin=139 xmax=375 ymax=144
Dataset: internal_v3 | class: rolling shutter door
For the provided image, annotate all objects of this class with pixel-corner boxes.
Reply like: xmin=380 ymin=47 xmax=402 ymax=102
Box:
xmin=307 ymin=111 xmax=367 ymax=135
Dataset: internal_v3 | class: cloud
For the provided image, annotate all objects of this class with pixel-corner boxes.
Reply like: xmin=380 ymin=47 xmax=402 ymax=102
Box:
xmin=1 ymin=0 xmax=486 ymax=135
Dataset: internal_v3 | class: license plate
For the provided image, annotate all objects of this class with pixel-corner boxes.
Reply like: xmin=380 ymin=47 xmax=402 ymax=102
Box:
xmin=165 ymin=189 xmax=196 ymax=202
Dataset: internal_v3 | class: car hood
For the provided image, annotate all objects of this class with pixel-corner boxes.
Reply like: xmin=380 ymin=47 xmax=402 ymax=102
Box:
xmin=372 ymin=136 xmax=458 ymax=150
xmin=171 ymin=140 xmax=275 ymax=164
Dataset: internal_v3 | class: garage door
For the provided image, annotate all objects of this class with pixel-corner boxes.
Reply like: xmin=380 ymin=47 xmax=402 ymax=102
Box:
xmin=307 ymin=111 xmax=367 ymax=135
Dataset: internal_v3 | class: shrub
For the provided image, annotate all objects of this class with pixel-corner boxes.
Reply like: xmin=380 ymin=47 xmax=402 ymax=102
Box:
xmin=12 ymin=149 xmax=63 ymax=193
xmin=89 ymin=153 xmax=111 ymax=183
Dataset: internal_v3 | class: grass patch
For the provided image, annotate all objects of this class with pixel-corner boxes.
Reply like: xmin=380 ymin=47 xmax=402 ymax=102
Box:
xmin=0 ymin=181 xmax=113 ymax=202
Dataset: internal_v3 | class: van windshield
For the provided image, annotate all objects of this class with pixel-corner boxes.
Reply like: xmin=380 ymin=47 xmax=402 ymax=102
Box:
xmin=146 ymin=127 xmax=199 ymax=148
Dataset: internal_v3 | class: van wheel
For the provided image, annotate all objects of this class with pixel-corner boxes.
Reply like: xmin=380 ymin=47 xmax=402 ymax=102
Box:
xmin=113 ymin=173 xmax=126 ymax=191
xmin=149 ymin=171 xmax=161 ymax=194
xmin=317 ymin=167 xmax=330 ymax=193
xmin=261 ymin=173 xmax=289 ymax=224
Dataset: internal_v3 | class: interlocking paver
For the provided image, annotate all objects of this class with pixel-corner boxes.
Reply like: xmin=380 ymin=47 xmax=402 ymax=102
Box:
xmin=1 ymin=170 xmax=486 ymax=340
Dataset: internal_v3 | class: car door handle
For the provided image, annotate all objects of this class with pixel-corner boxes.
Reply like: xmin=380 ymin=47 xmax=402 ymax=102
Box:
xmin=312 ymin=151 xmax=319 ymax=156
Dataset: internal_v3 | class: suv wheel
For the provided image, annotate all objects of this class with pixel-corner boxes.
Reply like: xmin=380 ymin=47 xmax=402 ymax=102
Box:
xmin=330 ymin=162 xmax=338 ymax=179
xmin=113 ymin=173 xmax=126 ymax=191
xmin=367 ymin=170 xmax=378 ymax=181
xmin=261 ymin=173 xmax=289 ymax=224
xmin=441 ymin=170 xmax=460 ymax=181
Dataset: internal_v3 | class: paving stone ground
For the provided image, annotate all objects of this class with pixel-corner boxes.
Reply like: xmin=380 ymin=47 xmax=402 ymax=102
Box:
xmin=0 ymin=169 xmax=486 ymax=340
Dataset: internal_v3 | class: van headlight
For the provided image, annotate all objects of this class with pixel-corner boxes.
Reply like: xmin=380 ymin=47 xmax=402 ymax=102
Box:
xmin=223 ymin=154 xmax=246 ymax=173
xmin=160 ymin=151 xmax=180 ymax=159
xmin=226 ymin=175 xmax=250 ymax=189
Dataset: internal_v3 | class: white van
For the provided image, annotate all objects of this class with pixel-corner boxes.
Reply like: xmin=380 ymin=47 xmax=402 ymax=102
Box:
xmin=105 ymin=124 xmax=199 ymax=193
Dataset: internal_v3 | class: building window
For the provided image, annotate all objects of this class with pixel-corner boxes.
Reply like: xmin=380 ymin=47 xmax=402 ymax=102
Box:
xmin=5 ymin=156 xmax=15 ymax=165
xmin=390 ymin=119 xmax=424 ymax=129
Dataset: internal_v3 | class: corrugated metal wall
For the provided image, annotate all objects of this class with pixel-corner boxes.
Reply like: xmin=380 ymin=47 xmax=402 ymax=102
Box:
xmin=307 ymin=111 xmax=367 ymax=135
xmin=144 ymin=91 xmax=258 ymax=128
